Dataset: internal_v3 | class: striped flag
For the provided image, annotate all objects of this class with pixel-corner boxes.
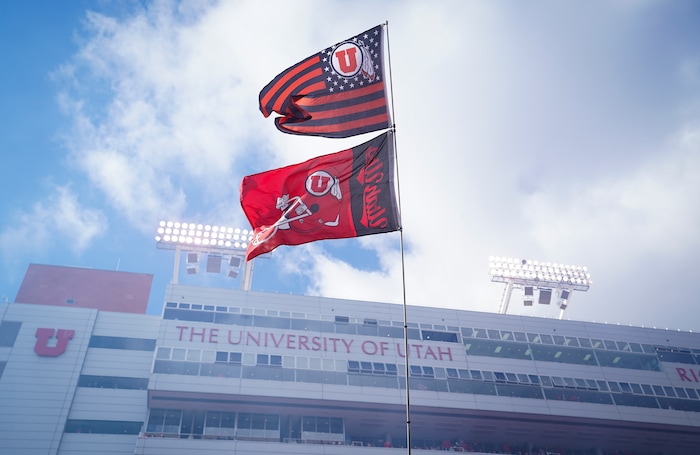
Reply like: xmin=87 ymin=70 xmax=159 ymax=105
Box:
xmin=259 ymin=25 xmax=390 ymax=138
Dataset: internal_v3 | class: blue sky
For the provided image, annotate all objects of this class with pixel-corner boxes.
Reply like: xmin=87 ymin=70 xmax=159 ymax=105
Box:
xmin=1 ymin=1 xmax=700 ymax=330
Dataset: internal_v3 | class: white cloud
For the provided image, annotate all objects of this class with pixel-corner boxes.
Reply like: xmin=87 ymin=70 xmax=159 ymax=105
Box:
xmin=39 ymin=0 xmax=700 ymax=330
xmin=0 ymin=184 xmax=107 ymax=265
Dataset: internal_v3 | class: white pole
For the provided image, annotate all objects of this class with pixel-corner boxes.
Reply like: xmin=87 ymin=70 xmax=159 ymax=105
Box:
xmin=498 ymin=281 xmax=514 ymax=314
xmin=241 ymin=258 xmax=254 ymax=291
xmin=172 ymin=247 xmax=181 ymax=285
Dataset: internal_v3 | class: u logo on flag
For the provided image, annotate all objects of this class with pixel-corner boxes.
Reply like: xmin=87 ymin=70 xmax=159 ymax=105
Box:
xmin=332 ymin=42 xmax=362 ymax=77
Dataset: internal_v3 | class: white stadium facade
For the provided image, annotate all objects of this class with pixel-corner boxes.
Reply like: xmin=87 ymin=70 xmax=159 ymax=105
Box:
xmin=1 ymin=263 xmax=700 ymax=455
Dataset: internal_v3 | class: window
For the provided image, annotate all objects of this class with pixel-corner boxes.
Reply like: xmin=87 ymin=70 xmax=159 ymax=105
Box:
xmin=514 ymin=332 xmax=528 ymax=342
xmin=203 ymin=411 xmax=236 ymax=437
xmin=89 ymin=335 xmax=156 ymax=351
xmin=578 ymin=338 xmax=592 ymax=348
xmin=527 ymin=333 xmax=541 ymax=343
xmin=603 ymin=340 xmax=618 ymax=350
xmin=255 ymin=354 xmax=281 ymax=367
xmin=0 ymin=321 xmax=21 ymax=347
xmin=565 ymin=337 xmax=579 ymax=347
xmin=146 ymin=409 xmax=182 ymax=435
xmin=65 ymin=419 xmax=141 ymax=435
xmin=540 ymin=334 xmax=553 ymax=345
xmin=421 ymin=330 xmax=458 ymax=342
xmin=78 ymin=375 xmax=148 ymax=390
xmin=214 ymin=351 xmax=241 ymax=364
xmin=239 ymin=413 xmax=278 ymax=430
xmin=303 ymin=416 xmax=343 ymax=434
xmin=171 ymin=348 xmax=186 ymax=360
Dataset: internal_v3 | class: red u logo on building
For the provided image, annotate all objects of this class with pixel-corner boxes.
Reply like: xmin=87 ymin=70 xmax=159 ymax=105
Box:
xmin=34 ymin=328 xmax=74 ymax=357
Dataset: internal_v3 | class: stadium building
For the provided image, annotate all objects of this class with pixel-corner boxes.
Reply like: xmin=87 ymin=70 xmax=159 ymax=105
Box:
xmin=1 ymin=263 xmax=700 ymax=455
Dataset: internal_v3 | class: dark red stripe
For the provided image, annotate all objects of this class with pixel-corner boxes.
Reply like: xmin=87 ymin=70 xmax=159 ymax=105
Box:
xmin=295 ymin=83 xmax=385 ymax=108
xmin=296 ymin=97 xmax=387 ymax=120
xmin=280 ymin=112 xmax=389 ymax=136
xmin=260 ymin=55 xmax=320 ymax=116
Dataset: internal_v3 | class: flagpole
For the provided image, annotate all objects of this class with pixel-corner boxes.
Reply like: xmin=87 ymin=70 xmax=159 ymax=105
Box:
xmin=383 ymin=21 xmax=412 ymax=455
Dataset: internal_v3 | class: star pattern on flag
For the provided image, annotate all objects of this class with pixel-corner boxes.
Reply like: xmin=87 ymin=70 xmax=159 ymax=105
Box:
xmin=321 ymin=28 xmax=382 ymax=93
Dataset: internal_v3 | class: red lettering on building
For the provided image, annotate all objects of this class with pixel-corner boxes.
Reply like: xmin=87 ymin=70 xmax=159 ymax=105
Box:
xmin=362 ymin=340 xmax=378 ymax=355
xmin=270 ymin=333 xmax=284 ymax=348
xmin=190 ymin=327 xmax=205 ymax=342
xmin=168 ymin=326 xmax=458 ymax=362
xmin=228 ymin=330 xmax=242 ymax=345
xmin=341 ymin=338 xmax=353 ymax=353
xmin=438 ymin=347 xmax=453 ymax=362
xmin=380 ymin=341 xmax=390 ymax=356
xmin=247 ymin=332 xmax=261 ymax=346
xmin=677 ymin=367 xmax=700 ymax=382
xmin=34 ymin=328 xmax=74 ymax=357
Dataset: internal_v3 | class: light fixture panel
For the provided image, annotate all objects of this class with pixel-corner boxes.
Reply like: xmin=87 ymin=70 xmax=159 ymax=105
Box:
xmin=538 ymin=289 xmax=552 ymax=305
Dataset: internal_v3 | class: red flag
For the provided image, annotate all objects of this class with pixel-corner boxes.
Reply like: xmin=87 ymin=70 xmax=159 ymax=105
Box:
xmin=240 ymin=132 xmax=400 ymax=260
xmin=259 ymin=25 xmax=391 ymax=138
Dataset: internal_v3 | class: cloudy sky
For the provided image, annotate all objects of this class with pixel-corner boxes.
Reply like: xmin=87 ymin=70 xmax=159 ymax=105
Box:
xmin=1 ymin=0 xmax=699 ymax=331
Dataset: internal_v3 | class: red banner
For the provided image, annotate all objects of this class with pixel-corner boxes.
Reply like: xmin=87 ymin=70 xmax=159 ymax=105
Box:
xmin=240 ymin=132 xmax=400 ymax=260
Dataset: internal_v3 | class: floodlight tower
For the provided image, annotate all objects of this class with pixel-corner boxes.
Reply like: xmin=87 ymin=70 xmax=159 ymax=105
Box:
xmin=488 ymin=256 xmax=592 ymax=319
xmin=155 ymin=221 xmax=254 ymax=290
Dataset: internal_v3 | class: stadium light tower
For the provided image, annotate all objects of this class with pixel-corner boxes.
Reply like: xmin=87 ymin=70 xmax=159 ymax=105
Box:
xmin=488 ymin=256 xmax=592 ymax=319
xmin=155 ymin=221 xmax=254 ymax=290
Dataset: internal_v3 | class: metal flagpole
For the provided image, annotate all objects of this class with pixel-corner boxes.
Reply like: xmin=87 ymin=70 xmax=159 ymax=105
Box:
xmin=383 ymin=20 xmax=412 ymax=455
